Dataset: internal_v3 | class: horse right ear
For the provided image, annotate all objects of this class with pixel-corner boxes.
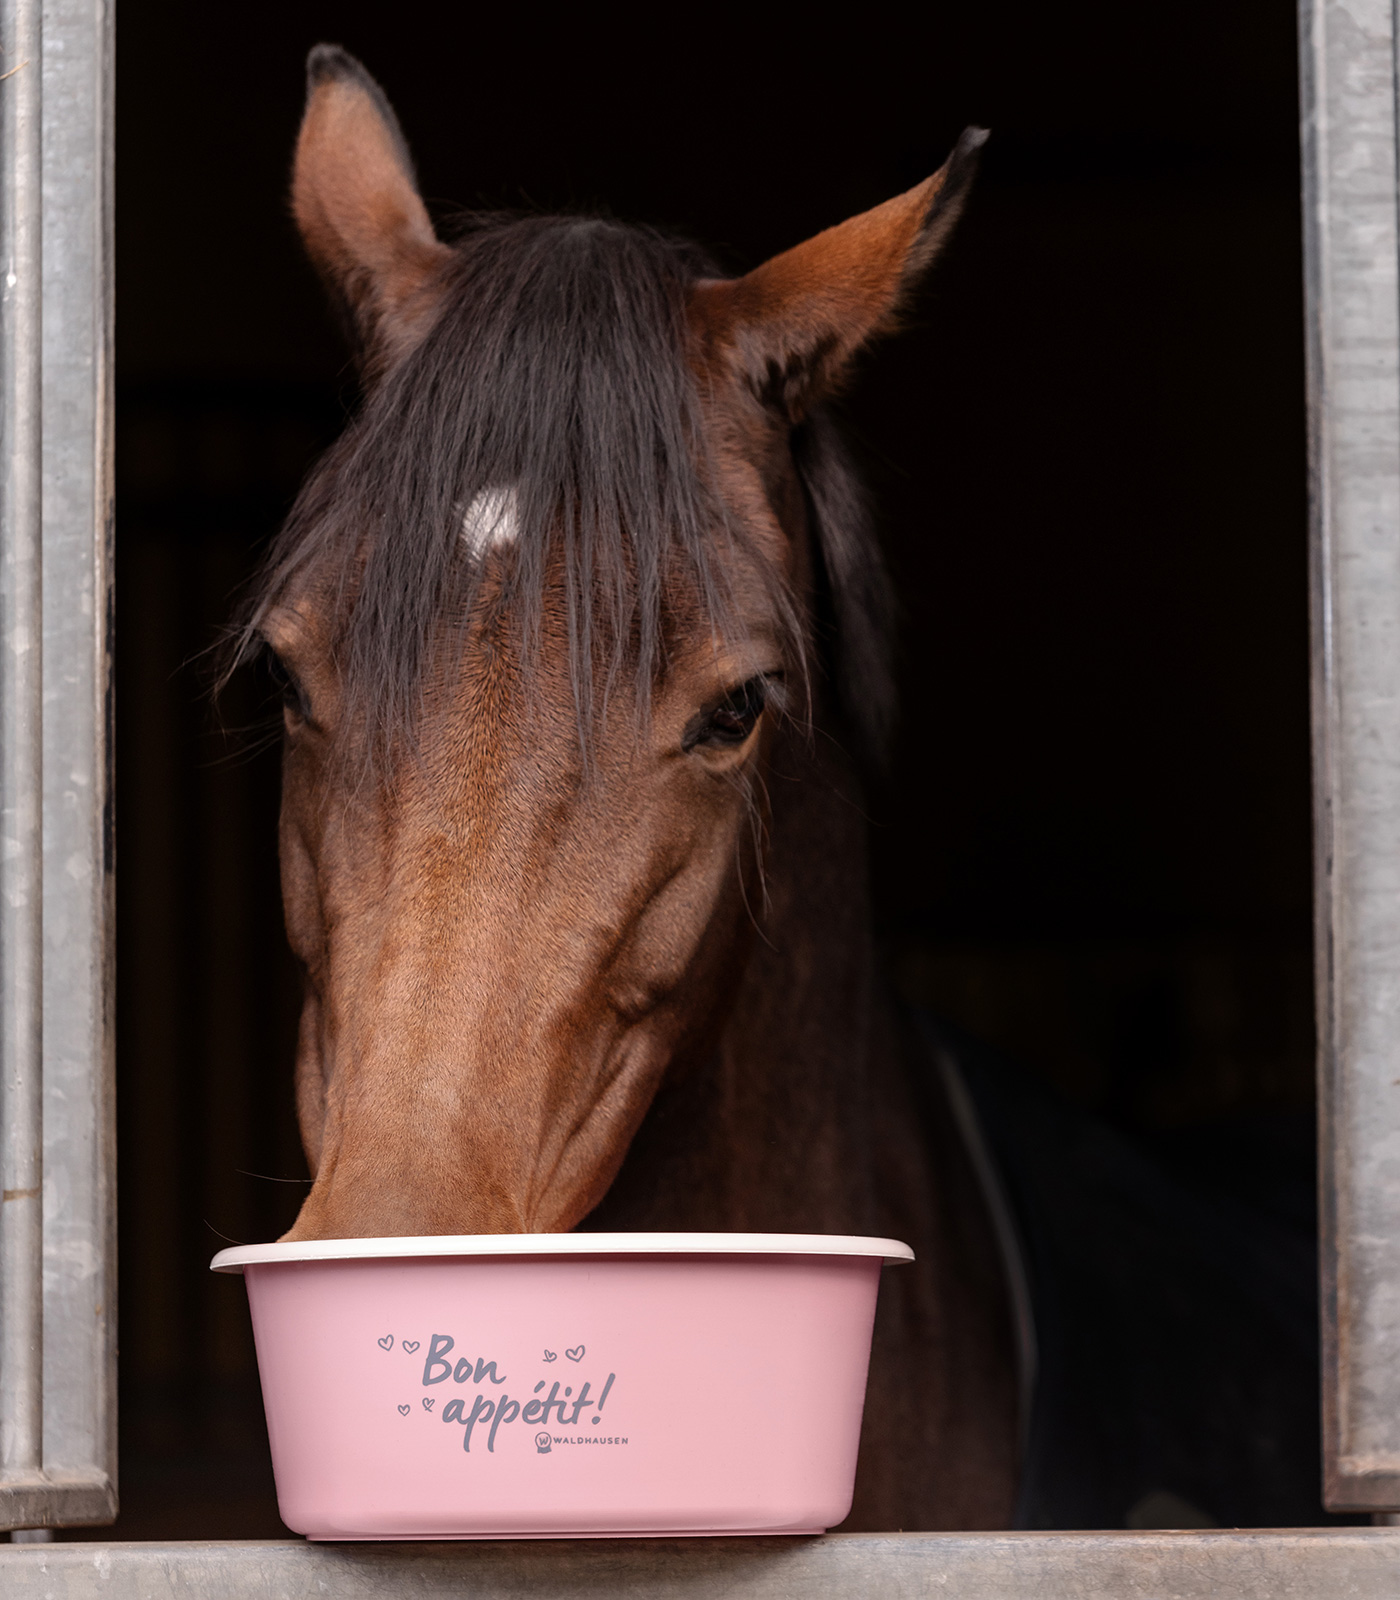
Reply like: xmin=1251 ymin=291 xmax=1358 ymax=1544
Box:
xmin=292 ymin=45 xmax=453 ymax=372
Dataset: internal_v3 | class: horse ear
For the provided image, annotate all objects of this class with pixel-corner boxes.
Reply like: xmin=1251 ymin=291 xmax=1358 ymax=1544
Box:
xmin=690 ymin=127 xmax=988 ymax=420
xmin=292 ymin=45 xmax=453 ymax=370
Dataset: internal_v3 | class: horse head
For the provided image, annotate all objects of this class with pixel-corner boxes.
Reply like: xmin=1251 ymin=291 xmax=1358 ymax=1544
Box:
xmin=240 ymin=46 xmax=982 ymax=1240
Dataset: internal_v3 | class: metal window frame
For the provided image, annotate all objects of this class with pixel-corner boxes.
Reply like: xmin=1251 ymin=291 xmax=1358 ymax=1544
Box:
xmin=0 ymin=0 xmax=1394 ymax=1574
xmin=1302 ymin=0 xmax=1400 ymax=1515
xmin=0 ymin=0 xmax=116 ymax=1533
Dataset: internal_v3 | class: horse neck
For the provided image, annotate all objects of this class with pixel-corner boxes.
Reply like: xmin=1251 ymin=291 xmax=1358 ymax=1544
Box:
xmin=586 ymin=712 xmax=914 ymax=1234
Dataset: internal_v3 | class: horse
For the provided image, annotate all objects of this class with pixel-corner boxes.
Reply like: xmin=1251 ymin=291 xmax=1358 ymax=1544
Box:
xmin=228 ymin=43 xmax=1020 ymax=1530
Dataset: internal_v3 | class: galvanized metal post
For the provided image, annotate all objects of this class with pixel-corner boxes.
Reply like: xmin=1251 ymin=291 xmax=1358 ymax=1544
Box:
xmin=35 ymin=0 xmax=117 ymax=1528
xmin=0 ymin=0 xmax=114 ymax=1532
xmin=0 ymin=0 xmax=47 ymax=1501
xmin=1301 ymin=0 xmax=1400 ymax=1514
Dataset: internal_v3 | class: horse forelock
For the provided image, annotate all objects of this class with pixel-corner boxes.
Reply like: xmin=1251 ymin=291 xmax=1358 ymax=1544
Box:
xmin=229 ymin=211 xmax=893 ymax=767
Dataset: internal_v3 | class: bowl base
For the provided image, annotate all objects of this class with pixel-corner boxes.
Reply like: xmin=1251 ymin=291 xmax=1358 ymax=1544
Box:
xmin=304 ymin=1526 xmax=828 ymax=1542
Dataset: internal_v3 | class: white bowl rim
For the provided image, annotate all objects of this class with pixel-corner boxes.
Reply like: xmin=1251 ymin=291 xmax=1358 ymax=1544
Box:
xmin=210 ymin=1231 xmax=915 ymax=1274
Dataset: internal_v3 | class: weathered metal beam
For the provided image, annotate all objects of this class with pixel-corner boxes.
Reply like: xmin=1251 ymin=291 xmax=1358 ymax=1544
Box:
xmin=0 ymin=0 xmax=114 ymax=1531
xmin=4 ymin=1532 xmax=1400 ymax=1599
xmin=34 ymin=0 xmax=117 ymax=1530
xmin=1300 ymin=0 xmax=1400 ymax=1514
xmin=0 ymin=0 xmax=47 ymax=1505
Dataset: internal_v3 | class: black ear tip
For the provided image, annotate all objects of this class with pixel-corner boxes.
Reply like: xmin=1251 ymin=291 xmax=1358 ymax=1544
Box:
xmin=306 ymin=43 xmax=368 ymax=93
xmin=300 ymin=45 xmax=415 ymax=176
xmin=936 ymin=126 xmax=989 ymax=193
xmin=919 ymin=125 xmax=989 ymax=234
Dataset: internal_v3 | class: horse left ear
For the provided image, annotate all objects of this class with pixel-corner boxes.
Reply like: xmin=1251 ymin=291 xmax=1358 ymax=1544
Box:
xmin=690 ymin=127 xmax=988 ymax=420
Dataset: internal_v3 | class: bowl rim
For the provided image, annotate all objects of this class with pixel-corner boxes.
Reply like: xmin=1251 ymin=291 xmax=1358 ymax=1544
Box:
xmin=210 ymin=1231 xmax=915 ymax=1273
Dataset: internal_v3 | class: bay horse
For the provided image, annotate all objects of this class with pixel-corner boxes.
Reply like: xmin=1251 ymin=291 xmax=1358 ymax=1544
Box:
xmin=231 ymin=44 xmax=1020 ymax=1529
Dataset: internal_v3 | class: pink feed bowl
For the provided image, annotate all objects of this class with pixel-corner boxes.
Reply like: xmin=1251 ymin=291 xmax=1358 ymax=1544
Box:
xmin=210 ymin=1232 xmax=913 ymax=1541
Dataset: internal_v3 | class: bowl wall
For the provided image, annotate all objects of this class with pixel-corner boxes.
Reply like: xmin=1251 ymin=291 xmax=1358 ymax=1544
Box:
xmin=244 ymin=1251 xmax=882 ymax=1539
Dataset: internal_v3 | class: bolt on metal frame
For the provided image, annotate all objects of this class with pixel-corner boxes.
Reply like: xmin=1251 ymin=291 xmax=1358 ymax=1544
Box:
xmin=0 ymin=0 xmax=115 ymax=1534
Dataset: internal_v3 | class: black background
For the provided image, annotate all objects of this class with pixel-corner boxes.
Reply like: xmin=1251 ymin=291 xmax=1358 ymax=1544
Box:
xmin=97 ymin=0 xmax=1315 ymax=1535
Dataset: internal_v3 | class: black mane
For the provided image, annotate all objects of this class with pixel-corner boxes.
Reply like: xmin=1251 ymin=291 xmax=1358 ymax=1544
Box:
xmin=230 ymin=212 xmax=893 ymax=763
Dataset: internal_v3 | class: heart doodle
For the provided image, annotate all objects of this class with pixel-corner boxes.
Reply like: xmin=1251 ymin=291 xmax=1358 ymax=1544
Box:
xmin=378 ymin=1335 xmax=394 ymax=1352
xmin=422 ymin=1398 xmax=434 ymax=1411
xmin=397 ymin=1404 xmax=410 ymax=1416
xmin=402 ymin=1340 xmax=420 ymax=1354
xmin=565 ymin=1345 xmax=585 ymax=1362
xmin=543 ymin=1350 xmax=557 ymax=1363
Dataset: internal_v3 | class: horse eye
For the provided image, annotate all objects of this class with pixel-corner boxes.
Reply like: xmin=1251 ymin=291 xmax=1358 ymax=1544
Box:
xmin=689 ymin=677 xmax=768 ymax=751
xmin=268 ymin=653 xmax=311 ymax=724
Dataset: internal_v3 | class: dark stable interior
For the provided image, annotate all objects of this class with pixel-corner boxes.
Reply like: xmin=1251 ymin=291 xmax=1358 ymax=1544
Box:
xmin=91 ymin=0 xmax=1342 ymax=1537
